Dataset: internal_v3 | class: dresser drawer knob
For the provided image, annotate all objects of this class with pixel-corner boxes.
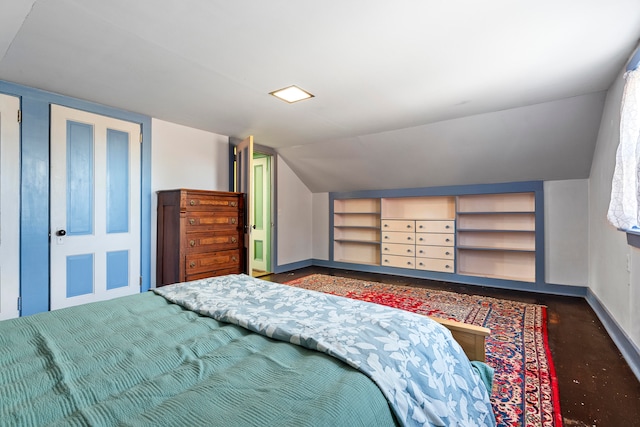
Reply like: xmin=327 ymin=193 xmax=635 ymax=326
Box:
xmin=189 ymin=200 xmax=196 ymax=206
xmin=445 ymin=238 xmax=451 ymax=242
xmin=445 ymin=225 xmax=451 ymax=229
xmin=189 ymin=218 xmax=196 ymax=225
xmin=231 ymin=237 xmax=237 ymax=243
xmin=384 ymin=223 xmax=388 ymax=227
xmin=406 ymin=224 xmax=411 ymax=229
xmin=230 ymin=218 xmax=237 ymax=224
xmin=189 ymin=261 xmax=196 ymax=268
xmin=189 ymin=240 xmax=196 ymax=247
xmin=230 ymin=201 xmax=237 ymax=207
xmin=445 ymin=251 xmax=451 ymax=256
xmin=407 ymin=261 xmax=412 ymax=266
xmin=407 ymin=249 xmax=412 ymax=253
xmin=445 ymin=265 xmax=451 ymax=269
xmin=384 ymin=236 xmax=389 ymax=239
xmin=407 ymin=237 xmax=412 ymax=241
xmin=232 ymin=256 xmax=237 ymax=262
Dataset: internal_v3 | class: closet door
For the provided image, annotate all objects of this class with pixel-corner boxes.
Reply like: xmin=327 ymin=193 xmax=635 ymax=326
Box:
xmin=50 ymin=105 xmax=141 ymax=309
xmin=0 ymin=94 xmax=20 ymax=320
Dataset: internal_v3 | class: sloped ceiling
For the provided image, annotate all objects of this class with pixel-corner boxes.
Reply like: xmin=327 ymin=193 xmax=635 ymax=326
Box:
xmin=1 ymin=0 xmax=639 ymax=192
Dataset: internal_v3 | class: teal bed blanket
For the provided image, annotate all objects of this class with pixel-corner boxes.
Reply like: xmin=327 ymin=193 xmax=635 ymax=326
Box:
xmin=0 ymin=290 xmax=397 ymax=426
xmin=154 ymin=275 xmax=495 ymax=427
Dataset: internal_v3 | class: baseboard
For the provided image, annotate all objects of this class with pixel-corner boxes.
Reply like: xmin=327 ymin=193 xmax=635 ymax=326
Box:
xmin=273 ymin=259 xmax=314 ymax=274
xmin=586 ymin=290 xmax=640 ymax=382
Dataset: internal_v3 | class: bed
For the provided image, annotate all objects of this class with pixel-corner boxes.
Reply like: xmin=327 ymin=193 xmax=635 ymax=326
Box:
xmin=0 ymin=274 xmax=495 ymax=427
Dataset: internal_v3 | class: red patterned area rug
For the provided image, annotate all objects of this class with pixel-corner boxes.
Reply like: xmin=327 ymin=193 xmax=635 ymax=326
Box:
xmin=284 ymin=274 xmax=562 ymax=427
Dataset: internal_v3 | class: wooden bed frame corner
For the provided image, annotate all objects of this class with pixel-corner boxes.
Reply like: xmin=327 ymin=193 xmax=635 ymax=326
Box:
xmin=429 ymin=316 xmax=490 ymax=362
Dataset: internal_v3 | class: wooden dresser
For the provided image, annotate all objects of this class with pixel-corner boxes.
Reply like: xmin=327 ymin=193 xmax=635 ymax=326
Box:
xmin=156 ymin=189 xmax=244 ymax=287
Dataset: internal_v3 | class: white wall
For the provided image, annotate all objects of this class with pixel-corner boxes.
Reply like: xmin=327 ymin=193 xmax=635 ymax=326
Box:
xmin=544 ymin=179 xmax=589 ymax=286
xmin=276 ymin=155 xmax=313 ymax=266
xmin=150 ymin=118 xmax=229 ymax=286
xmin=312 ymin=192 xmax=330 ymax=260
xmin=589 ymin=66 xmax=640 ymax=352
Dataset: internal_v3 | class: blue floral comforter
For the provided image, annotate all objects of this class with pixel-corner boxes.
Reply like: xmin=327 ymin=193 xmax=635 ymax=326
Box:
xmin=153 ymin=274 xmax=496 ymax=427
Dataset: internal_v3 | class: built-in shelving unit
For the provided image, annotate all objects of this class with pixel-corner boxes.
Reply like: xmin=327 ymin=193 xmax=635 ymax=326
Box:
xmin=456 ymin=192 xmax=536 ymax=282
xmin=329 ymin=181 xmax=543 ymax=287
xmin=333 ymin=198 xmax=381 ymax=265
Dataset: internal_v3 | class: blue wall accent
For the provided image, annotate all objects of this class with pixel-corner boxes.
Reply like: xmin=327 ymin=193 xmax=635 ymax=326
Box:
xmin=66 ymin=253 xmax=94 ymax=297
xmin=0 ymin=80 xmax=152 ymax=315
xmin=106 ymin=250 xmax=129 ymax=290
xmin=626 ymin=47 xmax=640 ymax=71
xmin=66 ymin=120 xmax=94 ymax=235
xmin=106 ymin=129 xmax=130 ymax=233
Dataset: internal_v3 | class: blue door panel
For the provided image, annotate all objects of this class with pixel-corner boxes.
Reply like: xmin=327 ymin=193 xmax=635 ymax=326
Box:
xmin=106 ymin=129 xmax=130 ymax=234
xmin=67 ymin=120 xmax=94 ymax=236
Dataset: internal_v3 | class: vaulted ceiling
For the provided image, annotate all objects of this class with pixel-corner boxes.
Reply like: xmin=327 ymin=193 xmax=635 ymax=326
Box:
xmin=2 ymin=1 xmax=639 ymax=192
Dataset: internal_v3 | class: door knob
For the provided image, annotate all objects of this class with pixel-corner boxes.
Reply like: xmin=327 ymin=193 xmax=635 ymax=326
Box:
xmin=56 ymin=230 xmax=66 ymax=236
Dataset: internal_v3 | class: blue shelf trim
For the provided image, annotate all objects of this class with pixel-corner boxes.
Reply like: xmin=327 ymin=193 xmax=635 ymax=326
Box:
xmin=0 ymin=80 xmax=152 ymax=315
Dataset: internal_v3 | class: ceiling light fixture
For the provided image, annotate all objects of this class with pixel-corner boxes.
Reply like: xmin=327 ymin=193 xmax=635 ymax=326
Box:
xmin=269 ymin=85 xmax=314 ymax=103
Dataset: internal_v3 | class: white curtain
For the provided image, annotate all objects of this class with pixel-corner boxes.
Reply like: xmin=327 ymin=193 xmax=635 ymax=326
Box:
xmin=608 ymin=68 xmax=640 ymax=230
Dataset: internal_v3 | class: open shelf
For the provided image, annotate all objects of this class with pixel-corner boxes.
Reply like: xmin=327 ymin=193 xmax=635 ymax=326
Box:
xmin=456 ymin=192 xmax=536 ymax=282
xmin=382 ymin=196 xmax=455 ymax=219
xmin=457 ymin=249 xmax=535 ymax=283
xmin=333 ymin=198 xmax=381 ymax=266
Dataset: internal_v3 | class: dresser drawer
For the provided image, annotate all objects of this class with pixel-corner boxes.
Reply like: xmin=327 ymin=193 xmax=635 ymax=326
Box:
xmin=185 ymin=250 xmax=241 ymax=275
xmin=381 ymin=220 xmax=415 ymax=232
xmin=416 ymin=220 xmax=454 ymax=233
xmin=185 ymin=232 xmax=241 ymax=253
xmin=416 ymin=233 xmax=454 ymax=246
xmin=186 ymin=212 xmax=242 ymax=231
xmin=185 ymin=266 xmax=242 ymax=282
xmin=382 ymin=254 xmax=416 ymax=269
xmin=416 ymin=257 xmax=454 ymax=273
xmin=382 ymin=231 xmax=415 ymax=244
xmin=184 ymin=192 xmax=242 ymax=211
xmin=415 ymin=245 xmax=454 ymax=259
xmin=382 ymin=243 xmax=415 ymax=256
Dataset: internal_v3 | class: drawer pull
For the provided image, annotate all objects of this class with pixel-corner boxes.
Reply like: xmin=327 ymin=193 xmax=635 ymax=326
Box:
xmin=384 ymin=247 xmax=389 ymax=251
xmin=190 ymin=200 xmax=196 ymax=206
xmin=230 ymin=201 xmax=237 ymax=207
xmin=231 ymin=237 xmax=237 ymax=243
xmin=384 ymin=224 xmax=388 ymax=227
xmin=445 ymin=265 xmax=451 ymax=269
xmin=445 ymin=238 xmax=451 ymax=242
xmin=407 ymin=249 xmax=412 ymax=253
xmin=419 ymin=237 xmax=423 ymax=242
xmin=445 ymin=225 xmax=451 ymax=229
xmin=189 ymin=261 xmax=196 ymax=268
xmin=232 ymin=256 xmax=238 ymax=262
xmin=230 ymin=218 xmax=237 ymax=224
xmin=419 ymin=262 xmax=424 ymax=266
xmin=419 ymin=225 xmax=423 ymax=229
xmin=384 ymin=259 xmax=389 ymax=263
xmin=407 ymin=261 xmax=412 ymax=266
xmin=406 ymin=224 xmax=411 ymax=229
xmin=445 ymin=251 xmax=451 ymax=256
xmin=384 ymin=236 xmax=389 ymax=239
xmin=407 ymin=237 xmax=412 ymax=241
xmin=189 ymin=218 xmax=196 ymax=225
xmin=189 ymin=240 xmax=196 ymax=247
